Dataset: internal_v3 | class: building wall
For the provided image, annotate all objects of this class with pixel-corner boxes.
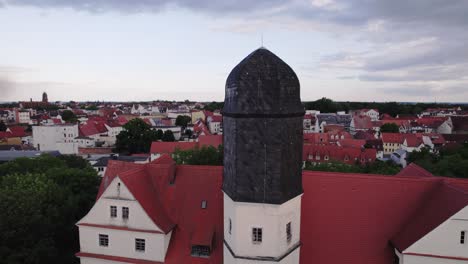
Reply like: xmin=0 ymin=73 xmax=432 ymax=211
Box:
xmin=223 ymin=244 xmax=300 ymax=264
xmin=224 ymin=193 xmax=301 ymax=263
xmin=402 ymin=205 xmax=468 ymax=264
xmin=79 ymin=257 xmax=128 ymax=264
xmin=79 ymin=177 xmax=162 ymax=231
xmin=32 ymin=124 xmax=79 ymax=153
xmin=383 ymin=142 xmax=401 ymax=155
xmin=78 ymin=226 xmax=171 ymax=262
xmin=77 ymin=177 xmax=172 ymax=263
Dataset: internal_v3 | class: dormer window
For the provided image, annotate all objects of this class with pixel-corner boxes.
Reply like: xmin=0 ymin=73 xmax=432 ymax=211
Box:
xmin=252 ymin=227 xmax=262 ymax=243
xmin=191 ymin=245 xmax=211 ymax=257
xmin=461 ymin=231 xmax=466 ymax=244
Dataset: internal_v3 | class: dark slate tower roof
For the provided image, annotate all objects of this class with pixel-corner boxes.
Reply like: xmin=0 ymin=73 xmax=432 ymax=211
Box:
xmin=223 ymin=48 xmax=304 ymax=204
xmin=224 ymin=48 xmax=304 ymax=116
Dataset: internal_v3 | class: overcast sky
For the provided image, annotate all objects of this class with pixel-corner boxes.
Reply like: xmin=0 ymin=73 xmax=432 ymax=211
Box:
xmin=1 ymin=0 xmax=467 ymax=102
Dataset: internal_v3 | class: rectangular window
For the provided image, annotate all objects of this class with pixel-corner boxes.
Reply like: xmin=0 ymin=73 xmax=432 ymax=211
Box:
xmin=252 ymin=227 xmax=262 ymax=243
xmin=135 ymin=238 xmax=145 ymax=252
xmin=99 ymin=234 xmax=109 ymax=247
xmin=110 ymin=206 xmax=117 ymax=218
xmin=229 ymin=219 xmax=232 ymax=235
xmin=201 ymin=200 xmax=207 ymax=209
xmin=191 ymin=245 xmax=211 ymax=257
xmin=286 ymin=222 xmax=292 ymax=243
xmin=122 ymin=207 xmax=129 ymax=219
xmin=461 ymin=231 xmax=466 ymax=244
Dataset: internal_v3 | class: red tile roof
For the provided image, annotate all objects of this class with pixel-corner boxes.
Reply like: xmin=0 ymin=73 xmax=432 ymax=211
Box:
xmin=391 ymin=181 xmax=468 ymax=252
xmin=397 ymin=163 xmax=434 ymax=178
xmin=403 ymin=134 xmax=424 ymax=147
xmin=93 ymin=158 xmax=468 ymax=264
xmin=303 ymin=144 xmax=376 ymax=164
xmin=352 ymin=115 xmax=373 ymax=130
xmin=208 ymin=115 xmax=222 ymax=123
xmin=150 ymin=142 xmax=198 ymax=154
xmin=381 ymin=133 xmax=405 ymax=144
xmin=198 ymin=135 xmax=223 ymax=147
xmin=338 ymin=138 xmax=366 ymax=148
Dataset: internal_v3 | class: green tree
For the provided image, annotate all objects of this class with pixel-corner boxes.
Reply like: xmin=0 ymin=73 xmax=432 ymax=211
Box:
xmin=0 ymin=154 xmax=100 ymax=264
xmin=162 ymin=130 xmax=176 ymax=142
xmin=155 ymin=129 xmax=164 ymax=140
xmin=115 ymin=118 xmax=159 ymax=154
xmin=173 ymin=145 xmax=223 ymax=165
xmin=408 ymin=144 xmax=468 ymax=178
xmin=304 ymin=160 xmax=400 ymax=175
xmin=380 ymin=123 xmax=399 ymax=133
xmin=175 ymin=115 xmax=192 ymax=127
xmin=0 ymin=121 xmax=6 ymax=132
xmin=61 ymin=110 xmax=77 ymax=123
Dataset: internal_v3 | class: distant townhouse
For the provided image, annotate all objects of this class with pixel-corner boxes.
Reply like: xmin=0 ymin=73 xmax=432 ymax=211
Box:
xmin=382 ymin=133 xmax=405 ymax=155
xmin=401 ymin=134 xmax=426 ymax=153
xmin=207 ymin=115 xmax=222 ymax=134
xmin=421 ymin=107 xmax=461 ymax=117
xmin=315 ymin=113 xmax=352 ymax=133
xmin=303 ymin=144 xmax=377 ymax=165
xmin=352 ymin=109 xmax=380 ymax=121
xmin=15 ymin=109 xmax=31 ymax=124
xmin=303 ymin=114 xmax=317 ymax=133
xmin=350 ymin=114 xmax=373 ymax=135
xmin=32 ymin=124 xmax=79 ymax=154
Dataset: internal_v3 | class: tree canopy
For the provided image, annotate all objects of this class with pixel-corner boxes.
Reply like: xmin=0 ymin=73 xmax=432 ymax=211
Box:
xmin=304 ymin=160 xmax=401 ymax=175
xmin=115 ymin=118 xmax=160 ymax=154
xmin=380 ymin=123 xmax=400 ymax=133
xmin=303 ymin=98 xmax=467 ymax=116
xmin=173 ymin=145 xmax=223 ymax=165
xmin=61 ymin=110 xmax=77 ymax=123
xmin=0 ymin=154 xmax=100 ymax=264
xmin=407 ymin=144 xmax=468 ymax=178
xmin=0 ymin=121 xmax=6 ymax=132
xmin=175 ymin=115 xmax=192 ymax=127
xmin=162 ymin=130 xmax=176 ymax=142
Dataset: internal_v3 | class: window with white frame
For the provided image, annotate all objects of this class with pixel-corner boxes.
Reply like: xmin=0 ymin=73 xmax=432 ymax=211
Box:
xmin=110 ymin=206 xmax=117 ymax=218
xmin=99 ymin=234 xmax=109 ymax=247
xmin=252 ymin=227 xmax=262 ymax=243
xmin=461 ymin=231 xmax=466 ymax=244
xmin=135 ymin=238 xmax=145 ymax=252
xmin=122 ymin=207 xmax=129 ymax=219
xmin=286 ymin=222 xmax=292 ymax=243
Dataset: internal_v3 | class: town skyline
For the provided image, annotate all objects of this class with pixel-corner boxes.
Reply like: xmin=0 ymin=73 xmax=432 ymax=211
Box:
xmin=2 ymin=1 xmax=468 ymax=102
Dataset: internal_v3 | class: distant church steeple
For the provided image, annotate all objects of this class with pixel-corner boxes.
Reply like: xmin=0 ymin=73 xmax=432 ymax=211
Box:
xmin=223 ymin=48 xmax=304 ymax=264
xmin=42 ymin=92 xmax=48 ymax=103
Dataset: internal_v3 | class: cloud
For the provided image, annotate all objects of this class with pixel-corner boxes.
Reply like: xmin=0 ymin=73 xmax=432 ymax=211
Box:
xmin=0 ymin=77 xmax=15 ymax=99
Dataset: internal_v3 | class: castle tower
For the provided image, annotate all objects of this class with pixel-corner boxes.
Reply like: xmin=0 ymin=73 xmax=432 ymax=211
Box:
xmin=223 ymin=48 xmax=304 ymax=264
xmin=42 ymin=92 xmax=48 ymax=103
